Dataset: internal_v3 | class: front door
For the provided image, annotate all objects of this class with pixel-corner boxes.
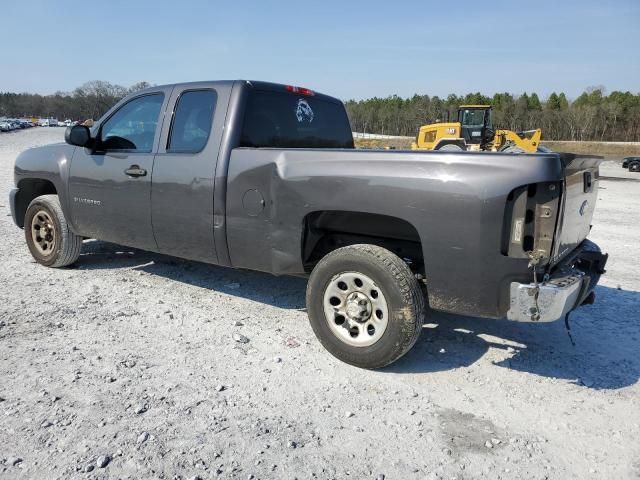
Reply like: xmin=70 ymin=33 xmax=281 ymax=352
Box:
xmin=68 ymin=90 xmax=170 ymax=250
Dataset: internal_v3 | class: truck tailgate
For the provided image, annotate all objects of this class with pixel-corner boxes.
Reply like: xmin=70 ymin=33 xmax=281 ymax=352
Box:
xmin=552 ymin=154 xmax=603 ymax=263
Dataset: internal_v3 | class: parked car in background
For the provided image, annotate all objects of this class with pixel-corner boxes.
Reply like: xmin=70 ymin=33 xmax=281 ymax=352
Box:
xmin=38 ymin=119 xmax=49 ymax=127
xmin=622 ymin=156 xmax=640 ymax=172
xmin=57 ymin=120 xmax=67 ymax=127
xmin=0 ymin=121 xmax=11 ymax=132
xmin=624 ymin=157 xmax=640 ymax=172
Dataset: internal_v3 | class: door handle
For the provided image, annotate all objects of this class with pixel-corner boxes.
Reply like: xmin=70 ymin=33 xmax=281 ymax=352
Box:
xmin=124 ymin=165 xmax=147 ymax=177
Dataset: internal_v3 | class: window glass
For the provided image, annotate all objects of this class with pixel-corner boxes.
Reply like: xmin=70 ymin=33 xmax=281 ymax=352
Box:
xmin=460 ymin=109 xmax=485 ymax=127
xmin=168 ymin=90 xmax=217 ymax=152
xmin=240 ymin=90 xmax=354 ymax=149
xmin=100 ymin=94 xmax=164 ymax=151
xmin=423 ymin=131 xmax=436 ymax=143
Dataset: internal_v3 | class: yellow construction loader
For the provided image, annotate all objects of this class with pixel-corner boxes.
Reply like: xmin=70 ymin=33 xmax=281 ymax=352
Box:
xmin=411 ymin=105 xmax=542 ymax=153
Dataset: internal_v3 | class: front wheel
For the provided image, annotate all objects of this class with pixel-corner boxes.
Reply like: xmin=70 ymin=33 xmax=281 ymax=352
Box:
xmin=629 ymin=161 xmax=640 ymax=173
xmin=306 ymin=244 xmax=425 ymax=369
xmin=24 ymin=194 xmax=82 ymax=267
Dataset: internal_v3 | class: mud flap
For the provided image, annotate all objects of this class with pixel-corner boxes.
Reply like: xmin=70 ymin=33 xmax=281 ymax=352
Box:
xmin=562 ymin=245 xmax=608 ymax=346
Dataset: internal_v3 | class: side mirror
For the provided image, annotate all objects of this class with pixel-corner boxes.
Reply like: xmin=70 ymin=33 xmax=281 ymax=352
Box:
xmin=65 ymin=125 xmax=91 ymax=147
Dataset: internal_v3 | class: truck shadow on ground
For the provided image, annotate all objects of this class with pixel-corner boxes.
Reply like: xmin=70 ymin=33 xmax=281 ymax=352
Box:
xmin=77 ymin=241 xmax=639 ymax=390
xmin=76 ymin=240 xmax=308 ymax=309
xmin=388 ymin=285 xmax=640 ymax=390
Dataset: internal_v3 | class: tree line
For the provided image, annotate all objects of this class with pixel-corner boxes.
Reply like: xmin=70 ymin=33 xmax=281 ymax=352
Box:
xmin=0 ymin=81 xmax=151 ymax=122
xmin=2 ymin=82 xmax=639 ymax=142
xmin=345 ymin=88 xmax=640 ymax=142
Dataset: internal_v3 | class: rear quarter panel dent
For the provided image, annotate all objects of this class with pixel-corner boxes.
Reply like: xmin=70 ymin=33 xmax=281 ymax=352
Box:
xmin=226 ymin=149 xmax=564 ymax=318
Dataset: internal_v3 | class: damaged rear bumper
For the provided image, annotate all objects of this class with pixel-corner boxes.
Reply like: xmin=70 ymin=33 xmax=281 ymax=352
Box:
xmin=507 ymin=240 xmax=608 ymax=322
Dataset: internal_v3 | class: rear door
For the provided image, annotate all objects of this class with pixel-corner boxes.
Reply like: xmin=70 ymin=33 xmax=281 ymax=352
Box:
xmin=68 ymin=89 xmax=171 ymax=250
xmin=151 ymin=82 xmax=232 ymax=263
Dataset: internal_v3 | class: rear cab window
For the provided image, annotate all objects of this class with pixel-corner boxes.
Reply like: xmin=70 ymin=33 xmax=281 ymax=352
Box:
xmin=240 ymin=89 xmax=354 ymax=149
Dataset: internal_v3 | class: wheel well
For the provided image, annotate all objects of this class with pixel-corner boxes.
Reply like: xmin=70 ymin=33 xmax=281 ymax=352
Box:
xmin=302 ymin=211 xmax=425 ymax=275
xmin=14 ymin=179 xmax=57 ymax=228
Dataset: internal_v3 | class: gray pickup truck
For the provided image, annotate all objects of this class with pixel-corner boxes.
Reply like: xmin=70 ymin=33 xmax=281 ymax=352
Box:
xmin=10 ymin=80 xmax=608 ymax=368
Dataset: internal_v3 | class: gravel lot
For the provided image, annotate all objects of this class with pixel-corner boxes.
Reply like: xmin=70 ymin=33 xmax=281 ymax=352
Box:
xmin=0 ymin=128 xmax=638 ymax=479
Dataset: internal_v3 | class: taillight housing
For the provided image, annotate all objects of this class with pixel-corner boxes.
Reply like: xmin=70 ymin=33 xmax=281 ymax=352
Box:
xmin=501 ymin=181 xmax=561 ymax=264
xmin=286 ymin=85 xmax=315 ymax=96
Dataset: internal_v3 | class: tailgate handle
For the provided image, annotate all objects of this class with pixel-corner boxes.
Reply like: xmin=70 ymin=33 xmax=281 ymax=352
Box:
xmin=583 ymin=172 xmax=593 ymax=192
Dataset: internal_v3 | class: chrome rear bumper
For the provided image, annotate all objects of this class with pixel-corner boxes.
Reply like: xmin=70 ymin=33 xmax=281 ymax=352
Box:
xmin=506 ymin=240 xmax=608 ymax=323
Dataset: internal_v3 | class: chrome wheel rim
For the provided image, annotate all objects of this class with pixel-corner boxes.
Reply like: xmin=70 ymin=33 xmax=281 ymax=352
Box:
xmin=323 ymin=271 xmax=389 ymax=347
xmin=31 ymin=210 xmax=56 ymax=256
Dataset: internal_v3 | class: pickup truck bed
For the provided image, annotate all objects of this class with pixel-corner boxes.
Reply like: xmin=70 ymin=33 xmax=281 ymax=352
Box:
xmin=9 ymin=80 xmax=608 ymax=368
xmin=226 ymin=147 xmax=604 ymax=319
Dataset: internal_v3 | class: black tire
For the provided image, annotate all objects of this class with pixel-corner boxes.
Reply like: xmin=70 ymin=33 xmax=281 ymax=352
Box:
xmin=306 ymin=244 xmax=425 ymax=369
xmin=629 ymin=161 xmax=640 ymax=173
xmin=24 ymin=194 xmax=82 ymax=267
xmin=501 ymin=145 xmax=526 ymax=153
xmin=436 ymin=143 xmax=464 ymax=151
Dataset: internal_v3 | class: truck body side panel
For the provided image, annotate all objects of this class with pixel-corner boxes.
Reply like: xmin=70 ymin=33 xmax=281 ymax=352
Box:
xmin=226 ymin=149 xmax=565 ymax=318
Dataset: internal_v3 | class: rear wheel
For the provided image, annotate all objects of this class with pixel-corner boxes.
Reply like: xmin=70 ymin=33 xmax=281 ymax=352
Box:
xmin=306 ymin=244 xmax=425 ymax=369
xmin=629 ymin=161 xmax=640 ymax=173
xmin=24 ymin=195 xmax=82 ymax=267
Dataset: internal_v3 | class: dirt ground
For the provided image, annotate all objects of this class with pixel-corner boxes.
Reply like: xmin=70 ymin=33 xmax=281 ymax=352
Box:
xmin=0 ymin=128 xmax=638 ymax=480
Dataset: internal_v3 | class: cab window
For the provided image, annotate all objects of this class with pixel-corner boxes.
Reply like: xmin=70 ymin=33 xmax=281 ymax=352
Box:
xmin=240 ymin=90 xmax=354 ymax=148
xmin=167 ymin=90 xmax=217 ymax=153
xmin=100 ymin=94 xmax=164 ymax=152
xmin=460 ymin=109 xmax=485 ymax=127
